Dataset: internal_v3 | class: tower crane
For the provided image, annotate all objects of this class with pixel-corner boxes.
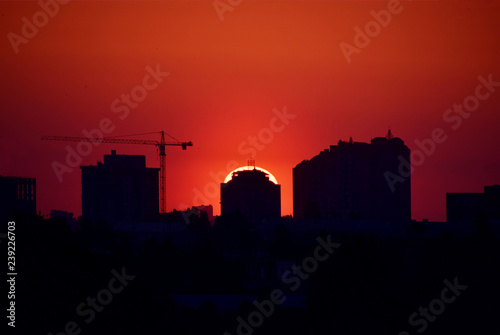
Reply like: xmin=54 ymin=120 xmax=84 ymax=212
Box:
xmin=41 ymin=131 xmax=192 ymax=214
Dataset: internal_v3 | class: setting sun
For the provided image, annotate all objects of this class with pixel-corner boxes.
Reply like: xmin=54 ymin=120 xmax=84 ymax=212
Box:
xmin=224 ymin=166 xmax=279 ymax=184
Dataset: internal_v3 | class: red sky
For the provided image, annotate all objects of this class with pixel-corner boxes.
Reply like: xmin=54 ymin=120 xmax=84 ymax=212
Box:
xmin=1 ymin=0 xmax=499 ymax=221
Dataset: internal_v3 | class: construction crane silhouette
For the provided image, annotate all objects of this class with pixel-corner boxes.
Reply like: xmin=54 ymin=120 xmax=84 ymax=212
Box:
xmin=41 ymin=131 xmax=192 ymax=214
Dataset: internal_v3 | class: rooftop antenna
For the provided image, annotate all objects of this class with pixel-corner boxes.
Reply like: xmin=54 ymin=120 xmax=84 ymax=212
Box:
xmin=386 ymin=128 xmax=394 ymax=140
xmin=349 ymin=136 xmax=353 ymax=144
xmin=248 ymin=157 xmax=256 ymax=170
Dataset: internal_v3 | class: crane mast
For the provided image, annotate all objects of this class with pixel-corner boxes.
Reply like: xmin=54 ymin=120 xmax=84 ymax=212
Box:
xmin=159 ymin=131 xmax=167 ymax=214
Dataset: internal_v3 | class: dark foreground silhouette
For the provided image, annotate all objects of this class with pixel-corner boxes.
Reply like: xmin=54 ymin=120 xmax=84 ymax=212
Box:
xmin=11 ymin=210 xmax=500 ymax=335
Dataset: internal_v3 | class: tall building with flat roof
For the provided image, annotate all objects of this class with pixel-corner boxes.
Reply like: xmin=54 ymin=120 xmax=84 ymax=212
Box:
xmin=80 ymin=150 xmax=159 ymax=225
xmin=221 ymin=168 xmax=281 ymax=225
xmin=293 ymin=132 xmax=410 ymax=222
xmin=447 ymin=185 xmax=500 ymax=222
xmin=0 ymin=175 xmax=36 ymax=221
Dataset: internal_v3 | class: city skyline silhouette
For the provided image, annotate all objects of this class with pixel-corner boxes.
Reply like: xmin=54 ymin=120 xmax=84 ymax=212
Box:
xmin=3 ymin=131 xmax=498 ymax=226
xmin=1 ymin=1 xmax=500 ymax=334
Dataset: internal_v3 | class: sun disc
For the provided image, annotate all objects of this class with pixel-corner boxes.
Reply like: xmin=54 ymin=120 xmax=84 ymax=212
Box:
xmin=224 ymin=166 xmax=278 ymax=184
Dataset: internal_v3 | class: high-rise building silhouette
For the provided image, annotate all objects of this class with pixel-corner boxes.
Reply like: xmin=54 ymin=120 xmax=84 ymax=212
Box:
xmin=221 ymin=168 xmax=281 ymax=224
xmin=293 ymin=131 xmax=410 ymax=221
xmin=0 ymin=175 xmax=36 ymax=221
xmin=80 ymin=150 xmax=159 ymax=225
xmin=447 ymin=185 xmax=500 ymax=222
